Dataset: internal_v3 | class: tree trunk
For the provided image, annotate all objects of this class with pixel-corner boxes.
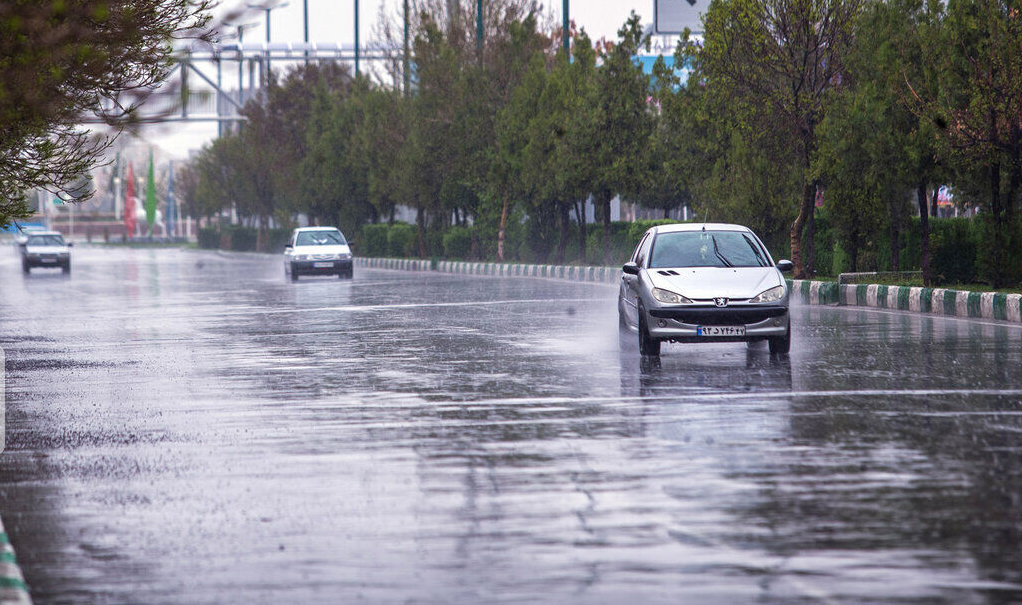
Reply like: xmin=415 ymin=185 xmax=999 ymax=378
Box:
xmin=556 ymin=203 xmax=569 ymax=265
xmin=416 ymin=203 xmax=426 ymax=258
xmin=496 ymin=194 xmax=509 ymax=262
xmin=889 ymin=208 xmax=900 ymax=272
xmin=917 ymin=182 xmax=932 ymax=285
xmin=576 ymin=200 xmax=587 ymax=265
xmin=790 ymin=180 xmax=816 ymax=279
xmin=388 ymin=205 xmax=396 ymax=226
xmin=602 ymin=195 xmax=612 ymax=266
xmin=806 ymin=207 xmax=816 ymax=277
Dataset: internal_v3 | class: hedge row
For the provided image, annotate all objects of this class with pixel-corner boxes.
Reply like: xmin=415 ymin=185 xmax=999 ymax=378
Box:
xmin=198 ymin=217 xmax=996 ymax=286
xmin=197 ymin=225 xmax=291 ymax=253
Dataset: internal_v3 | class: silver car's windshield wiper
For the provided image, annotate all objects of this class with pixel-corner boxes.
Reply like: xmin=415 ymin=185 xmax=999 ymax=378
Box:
xmin=711 ymin=235 xmax=733 ymax=267
xmin=743 ymin=234 xmax=768 ymax=267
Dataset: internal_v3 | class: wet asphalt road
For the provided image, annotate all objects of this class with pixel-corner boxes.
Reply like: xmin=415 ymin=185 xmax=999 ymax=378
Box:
xmin=1 ymin=246 xmax=1021 ymax=604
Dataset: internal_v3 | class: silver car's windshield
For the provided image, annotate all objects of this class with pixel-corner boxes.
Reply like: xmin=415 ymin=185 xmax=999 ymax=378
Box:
xmin=296 ymin=231 xmax=346 ymax=246
xmin=26 ymin=235 xmax=65 ymax=246
xmin=649 ymin=231 xmax=771 ymax=268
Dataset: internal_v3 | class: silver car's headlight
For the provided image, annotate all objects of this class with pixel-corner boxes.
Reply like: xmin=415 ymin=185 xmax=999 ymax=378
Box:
xmin=652 ymin=288 xmax=693 ymax=304
xmin=750 ymin=285 xmax=785 ymax=303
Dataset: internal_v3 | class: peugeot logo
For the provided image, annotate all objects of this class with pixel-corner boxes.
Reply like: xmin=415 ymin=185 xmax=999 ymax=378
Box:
xmin=714 ymin=297 xmax=728 ymax=308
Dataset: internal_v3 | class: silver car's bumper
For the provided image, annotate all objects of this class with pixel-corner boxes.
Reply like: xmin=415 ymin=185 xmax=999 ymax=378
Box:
xmin=644 ymin=305 xmax=788 ymax=342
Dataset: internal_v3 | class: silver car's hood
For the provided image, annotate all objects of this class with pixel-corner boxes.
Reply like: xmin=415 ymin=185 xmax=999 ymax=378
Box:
xmin=646 ymin=267 xmax=783 ymax=300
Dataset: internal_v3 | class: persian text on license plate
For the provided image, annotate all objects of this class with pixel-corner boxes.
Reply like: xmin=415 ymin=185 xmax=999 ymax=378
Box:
xmin=313 ymin=262 xmax=333 ymax=268
xmin=697 ymin=326 xmax=746 ymax=337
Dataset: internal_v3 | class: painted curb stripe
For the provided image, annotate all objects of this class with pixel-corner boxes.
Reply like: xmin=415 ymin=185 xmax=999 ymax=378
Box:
xmin=0 ymin=519 xmax=32 ymax=604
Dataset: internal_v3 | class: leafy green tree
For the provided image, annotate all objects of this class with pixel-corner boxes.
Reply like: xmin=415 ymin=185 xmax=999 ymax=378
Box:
xmin=582 ymin=13 xmax=654 ymax=265
xmin=905 ymin=0 xmax=1022 ymax=286
xmin=0 ymin=0 xmax=212 ymax=227
xmin=700 ymin=0 xmax=862 ymax=277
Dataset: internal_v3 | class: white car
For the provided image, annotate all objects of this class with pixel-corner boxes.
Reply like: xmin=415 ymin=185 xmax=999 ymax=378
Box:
xmin=619 ymin=223 xmax=793 ymax=356
xmin=284 ymin=227 xmax=354 ymax=281
xmin=21 ymin=231 xmax=72 ymax=274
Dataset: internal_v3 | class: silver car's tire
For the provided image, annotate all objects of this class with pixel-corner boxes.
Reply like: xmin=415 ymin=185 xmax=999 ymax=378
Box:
xmin=638 ymin=309 xmax=661 ymax=357
xmin=769 ymin=320 xmax=791 ymax=354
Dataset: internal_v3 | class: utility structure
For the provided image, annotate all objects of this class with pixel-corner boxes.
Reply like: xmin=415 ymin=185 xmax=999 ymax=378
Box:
xmin=84 ymin=0 xmax=393 ymax=129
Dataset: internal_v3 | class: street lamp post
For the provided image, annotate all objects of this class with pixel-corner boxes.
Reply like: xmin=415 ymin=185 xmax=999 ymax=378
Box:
xmin=248 ymin=1 xmax=289 ymax=86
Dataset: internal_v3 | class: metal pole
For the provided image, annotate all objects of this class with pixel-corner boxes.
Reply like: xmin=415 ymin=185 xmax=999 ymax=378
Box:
xmin=562 ymin=0 xmax=569 ymax=53
xmin=476 ymin=0 xmax=483 ymax=58
xmin=403 ymin=0 xmax=409 ymax=94
xmin=264 ymin=7 xmax=271 ymax=85
xmin=238 ymin=27 xmax=244 ymax=109
xmin=354 ymin=0 xmax=360 ymax=76
xmin=303 ymin=0 xmax=309 ymax=64
xmin=216 ymin=55 xmax=222 ymax=137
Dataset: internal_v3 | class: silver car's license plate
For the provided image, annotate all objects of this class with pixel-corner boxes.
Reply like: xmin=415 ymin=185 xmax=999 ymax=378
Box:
xmin=697 ymin=326 xmax=746 ymax=336
xmin=313 ymin=262 xmax=333 ymax=268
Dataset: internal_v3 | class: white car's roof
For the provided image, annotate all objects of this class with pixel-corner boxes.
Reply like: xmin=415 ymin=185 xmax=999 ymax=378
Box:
xmin=652 ymin=223 xmax=752 ymax=234
xmin=26 ymin=231 xmax=64 ymax=237
xmin=294 ymin=226 xmax=342 ymax=232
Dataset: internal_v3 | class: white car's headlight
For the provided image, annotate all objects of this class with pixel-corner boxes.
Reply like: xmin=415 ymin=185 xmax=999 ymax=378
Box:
xmin=298 ymin=254 xmax=311 ymax=261
xmin=339 ymin=252 xmax=352 ymax=259
xmin=750 ymin=285 xmax=785 ymax=303
xmin=652 ymin=288 xmax=693 ymax=304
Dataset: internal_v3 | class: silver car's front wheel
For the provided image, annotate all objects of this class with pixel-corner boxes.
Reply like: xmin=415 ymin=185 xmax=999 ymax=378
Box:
xmin=637 ymin=308 xmax=661 ymax=357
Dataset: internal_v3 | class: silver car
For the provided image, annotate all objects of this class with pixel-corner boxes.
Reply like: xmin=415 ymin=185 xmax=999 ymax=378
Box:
xmin=284 ymin=227 xmax=354 ymax=281
xmin=618 ymin=223 xmax=793 ymax=356
xmin=21 ymin=231 xmax=72 ymax=274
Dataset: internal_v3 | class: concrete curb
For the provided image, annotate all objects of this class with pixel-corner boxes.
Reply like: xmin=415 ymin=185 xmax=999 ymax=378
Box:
xmin=788 ymin=279 xmax=1022 ymax=322
xmin=0 ymin=518 xmax=32 ymax=604
xmin=355 ymin=257 xmax=621 ymax=285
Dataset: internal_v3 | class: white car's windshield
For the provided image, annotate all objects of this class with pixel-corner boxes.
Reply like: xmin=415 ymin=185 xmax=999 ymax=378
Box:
xmin=649 ymin=231 xmax=770 ymax=268
xmin=27 ymin=235 xmax=65 ymax=246
xmin=296 ymin=231 xmax=346 ymax=246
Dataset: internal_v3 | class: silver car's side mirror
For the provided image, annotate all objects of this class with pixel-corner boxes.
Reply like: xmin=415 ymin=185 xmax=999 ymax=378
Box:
xmin=776 ymin=260 xmax=793 ymax=272
xmin=622 ymin=262 xmax=640 ymax=275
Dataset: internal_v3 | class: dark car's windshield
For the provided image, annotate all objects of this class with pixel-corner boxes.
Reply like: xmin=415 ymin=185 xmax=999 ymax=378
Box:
xmin=649 ymin=231 xmax=771 ymax=268
xmin=296 ymin=230 xmax=346 ymax=246
xmin=26 ymin=235 xmax=65 ymax=247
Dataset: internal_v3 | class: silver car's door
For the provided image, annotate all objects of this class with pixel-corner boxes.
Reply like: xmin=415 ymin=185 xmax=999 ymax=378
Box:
xmin=621 ymin=232 xmax=652 ymax=327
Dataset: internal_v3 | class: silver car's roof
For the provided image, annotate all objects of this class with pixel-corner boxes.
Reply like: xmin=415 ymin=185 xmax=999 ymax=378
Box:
xmin=651 ymin=223 xmax=753 ymax=235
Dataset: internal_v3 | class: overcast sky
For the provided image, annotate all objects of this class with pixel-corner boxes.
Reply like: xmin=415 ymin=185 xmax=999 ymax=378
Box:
xmin=132 ymin=1 xmax=667 ymax=158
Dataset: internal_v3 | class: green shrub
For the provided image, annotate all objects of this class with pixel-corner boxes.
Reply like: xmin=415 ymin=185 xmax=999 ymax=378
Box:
xmin=388 ymin=223 xmax=417 ymax=257
xmin=198 ymin=227 xmax=219 ymax=249
xmin=586 ymin=221 xmax=635 ymax=265
xmin=976 ymin=215 xmax=1022 ymax=287
xmin=442 ymin=226 xmax=473 ymax=259
xmin=929 ymin=217 xmax=978 ymax=285
xmin=360 ymin=224 xmax=390 ymax=257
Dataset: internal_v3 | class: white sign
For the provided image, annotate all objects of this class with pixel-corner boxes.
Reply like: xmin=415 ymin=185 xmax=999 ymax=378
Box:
xmin=655 ymin=0 xmax=707 ymax=34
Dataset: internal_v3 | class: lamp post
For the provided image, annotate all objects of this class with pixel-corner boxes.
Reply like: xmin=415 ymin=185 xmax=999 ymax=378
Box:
xmin=354 ymin=0 xmax=360 ymax=77
xmin=563 ymin=0 xmax=569 ymax=53
xmin=248 ymin=1 xmax=289 ymax=86
xmin=226 ymin=22 xmax=256 ymax=109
